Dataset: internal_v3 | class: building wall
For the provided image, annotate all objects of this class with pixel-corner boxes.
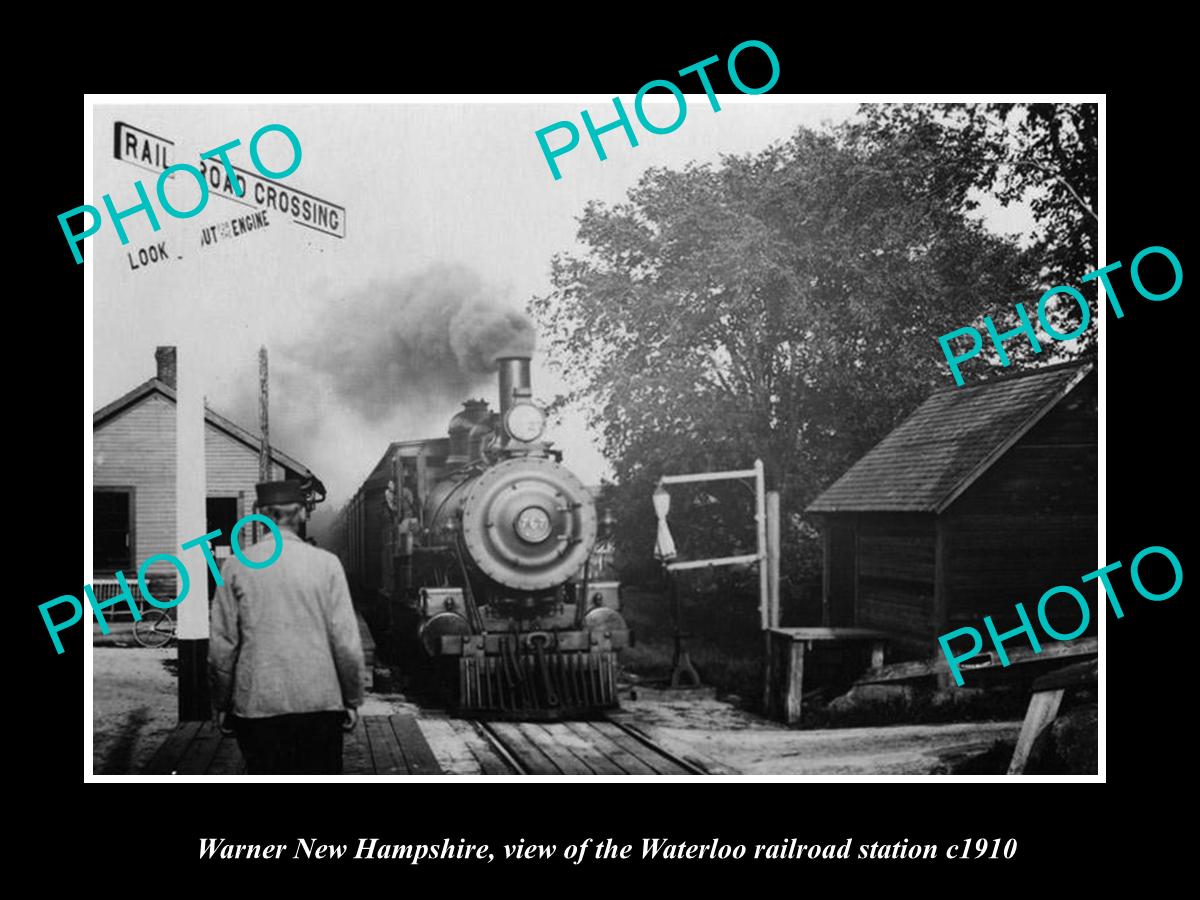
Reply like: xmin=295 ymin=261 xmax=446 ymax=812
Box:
xmin=943 ymin=376 xmax=1098 ymax=637
xmin=94 ymin=392 xmax=289 ymax=581
xmin=94 ymin=394 xmax=175 ymax=579
xmin=205 ymin=421 xmax=285 ymax=515
xmin=852 ymin=513 xmax=936 ymax=644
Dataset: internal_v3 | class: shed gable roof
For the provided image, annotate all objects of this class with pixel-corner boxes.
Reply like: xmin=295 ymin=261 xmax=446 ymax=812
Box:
xmin=93 ymin=378 xmax=311 ymax=476
xmin=807 ymin=359 xmax=1094 ymax=515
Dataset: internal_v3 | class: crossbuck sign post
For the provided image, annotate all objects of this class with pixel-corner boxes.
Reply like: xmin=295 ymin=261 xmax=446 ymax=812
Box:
xmin=652 ymin=459 xmax=780 ymax=631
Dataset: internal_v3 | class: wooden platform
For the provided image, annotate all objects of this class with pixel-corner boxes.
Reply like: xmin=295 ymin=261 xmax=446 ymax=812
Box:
xmin=143 ymin=713 xmax=718 ymax=775
xmin=144 ymin=714 xmax=444 ymax=775
xmin=476 ymin=720 xmax=710 ymax=775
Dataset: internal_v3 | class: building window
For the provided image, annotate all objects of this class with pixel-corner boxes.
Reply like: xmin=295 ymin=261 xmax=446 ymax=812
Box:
xmin=95 ymin=489 xmax=133 ymax=573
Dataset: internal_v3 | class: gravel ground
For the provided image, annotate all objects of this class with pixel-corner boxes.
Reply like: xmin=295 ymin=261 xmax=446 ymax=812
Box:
xmin=93 ymin=621 xmax=141 ymax=648
xmin=92 ymin=648 xmax=178 ymax=774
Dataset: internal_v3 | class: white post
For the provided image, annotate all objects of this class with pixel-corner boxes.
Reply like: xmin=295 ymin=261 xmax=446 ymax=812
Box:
xmin=176 ymin=343 xmax=208 ymax=640
xmin=767 ymin=490 xmax=781 ymax=629
xmin=754 ymin=459 xmax=768 ymax=631
xmin=175 ymin=343 xmax=210 ymax=718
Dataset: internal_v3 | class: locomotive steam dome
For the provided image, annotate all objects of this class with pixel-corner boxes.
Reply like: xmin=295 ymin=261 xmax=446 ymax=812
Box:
xmin=459 ymin=456 xmax=597 ymax=591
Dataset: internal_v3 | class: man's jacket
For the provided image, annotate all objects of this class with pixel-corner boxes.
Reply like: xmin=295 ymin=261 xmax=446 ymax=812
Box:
xmin=209 ymin=528 xmax=365 ymax=717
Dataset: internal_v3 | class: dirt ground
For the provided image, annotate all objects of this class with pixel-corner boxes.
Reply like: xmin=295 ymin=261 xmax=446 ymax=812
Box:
xmin=92 ymin=648 xmax=178 ymax=774
xmin=93 ymin=651 xmax=1019 ymax=775
xmin=93 ymin=620 xmax=140 ymax=648
xmin=614 ymin=687 xmax=1020 ymax=775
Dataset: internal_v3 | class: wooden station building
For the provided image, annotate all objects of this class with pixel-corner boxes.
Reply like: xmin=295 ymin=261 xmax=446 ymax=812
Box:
xmin=93 ymin=346 xmax=314 ymax=601
xmin=806 ymin=359 xmax=1097 ymax=654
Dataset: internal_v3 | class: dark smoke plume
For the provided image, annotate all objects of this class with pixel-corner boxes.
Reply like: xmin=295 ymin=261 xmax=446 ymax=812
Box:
xmin=219 ymin=264 xmax=539 ymax=535
xmin=289 ymin=264 xmax=535 ymax=417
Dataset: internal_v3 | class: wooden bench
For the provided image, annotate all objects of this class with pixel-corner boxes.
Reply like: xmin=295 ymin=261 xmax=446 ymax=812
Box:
xmin=764 ymin=627 xmax=891 ymax=724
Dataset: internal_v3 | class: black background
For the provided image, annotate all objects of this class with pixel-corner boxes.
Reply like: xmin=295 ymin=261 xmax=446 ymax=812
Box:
xmin=20 ymin=22 xmax=1188 ymax=885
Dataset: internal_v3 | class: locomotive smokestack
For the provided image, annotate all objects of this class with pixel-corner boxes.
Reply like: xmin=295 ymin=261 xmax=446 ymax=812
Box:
xmin=497 ymin=356 xmax=531 ymax=416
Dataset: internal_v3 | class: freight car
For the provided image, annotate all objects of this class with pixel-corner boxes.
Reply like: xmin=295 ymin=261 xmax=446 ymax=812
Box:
xmin=332 ymin=356 xmax=627 ymax=718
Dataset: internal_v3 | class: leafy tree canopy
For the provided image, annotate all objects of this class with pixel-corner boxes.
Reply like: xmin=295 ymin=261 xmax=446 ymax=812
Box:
xmin=531 ymin=106 xmax=1095 ymax=599
xmin=848 ymin=103 xmax=1098 ymax=348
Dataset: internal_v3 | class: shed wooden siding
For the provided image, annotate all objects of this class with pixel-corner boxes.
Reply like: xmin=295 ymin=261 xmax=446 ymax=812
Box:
xmin=942 ymin=377 xmax=1097 ymax=637
xmin=94 ymin=395 xmax=288 ymax=580
xmin=853 ymin=514 xmax=936 ymax=643
xmin=809 ymin=362 xmax=1096 ymax=652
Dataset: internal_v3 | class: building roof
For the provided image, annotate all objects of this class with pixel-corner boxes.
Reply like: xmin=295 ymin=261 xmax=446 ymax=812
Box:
xmin=807 ymin=359 xmax=1095 ymax=515
xmin=93 ymin=378 xmax=311 ymax=476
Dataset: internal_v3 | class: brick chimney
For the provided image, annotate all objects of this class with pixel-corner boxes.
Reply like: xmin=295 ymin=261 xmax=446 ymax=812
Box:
xmin=155 ymin=346 xmax=177 ymax=388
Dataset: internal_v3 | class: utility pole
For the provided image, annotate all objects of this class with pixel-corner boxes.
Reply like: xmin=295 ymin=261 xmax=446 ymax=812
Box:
xmin=257 ymin=346 xmax=269 ymax=538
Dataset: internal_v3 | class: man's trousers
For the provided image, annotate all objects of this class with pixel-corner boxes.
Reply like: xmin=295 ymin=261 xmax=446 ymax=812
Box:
xmin=232 ymin=711 xmax=345 ymax=774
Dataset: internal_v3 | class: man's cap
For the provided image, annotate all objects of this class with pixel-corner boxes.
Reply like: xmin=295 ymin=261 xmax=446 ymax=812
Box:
xmin=256 ymin=480 xmax=306 ymax=506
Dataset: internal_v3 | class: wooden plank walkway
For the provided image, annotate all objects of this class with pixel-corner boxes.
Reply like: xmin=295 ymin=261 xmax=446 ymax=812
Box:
xmin=143 ymin=714 xmax=443 ymax=775
xmin=145 ymin=714 xmax=719 ymax=776
xmin=475 ymin=720 xmax=710 ymax=775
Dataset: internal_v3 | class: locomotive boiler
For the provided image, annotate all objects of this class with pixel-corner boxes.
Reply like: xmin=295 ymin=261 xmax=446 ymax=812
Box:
xmin=335 ymin=356 xmax=628 ymax=718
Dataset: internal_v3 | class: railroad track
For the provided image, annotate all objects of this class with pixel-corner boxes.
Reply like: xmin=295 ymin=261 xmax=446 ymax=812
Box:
xmin=473 ymin=717 xmax=710 ymax=775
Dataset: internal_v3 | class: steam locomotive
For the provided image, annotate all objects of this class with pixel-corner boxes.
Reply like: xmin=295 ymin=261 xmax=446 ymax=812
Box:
xmin=333 ymin=356 xmax=628 ymax=718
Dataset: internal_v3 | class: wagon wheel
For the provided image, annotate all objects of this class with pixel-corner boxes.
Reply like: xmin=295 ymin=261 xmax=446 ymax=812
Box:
xmin=133 ymin=609 xmax=175 ymax=648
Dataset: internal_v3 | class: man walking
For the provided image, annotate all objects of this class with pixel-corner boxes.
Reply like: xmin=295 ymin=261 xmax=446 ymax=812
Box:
xmin=209 ymin=480 xmax=365 ymax=774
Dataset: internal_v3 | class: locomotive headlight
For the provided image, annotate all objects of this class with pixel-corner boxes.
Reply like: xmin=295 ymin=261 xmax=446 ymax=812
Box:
xmin=504 ymin=403 xmax=545 ymax=442
xmin=514 ymin=506 xmax=553 ymax=543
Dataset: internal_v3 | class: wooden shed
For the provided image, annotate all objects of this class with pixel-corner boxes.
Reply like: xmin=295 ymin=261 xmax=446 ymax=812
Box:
xmin=93 ymin=346 xmax=314 ymax=598
xmin=806 ymin=359 xmax=1097 ymax=654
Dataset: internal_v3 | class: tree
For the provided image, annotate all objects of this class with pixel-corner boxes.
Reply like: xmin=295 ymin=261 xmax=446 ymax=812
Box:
xmin=531 ymin=122 xmax=1044 ymax=602
xmin=847 ymin=104 xmax=1098 ymax=349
